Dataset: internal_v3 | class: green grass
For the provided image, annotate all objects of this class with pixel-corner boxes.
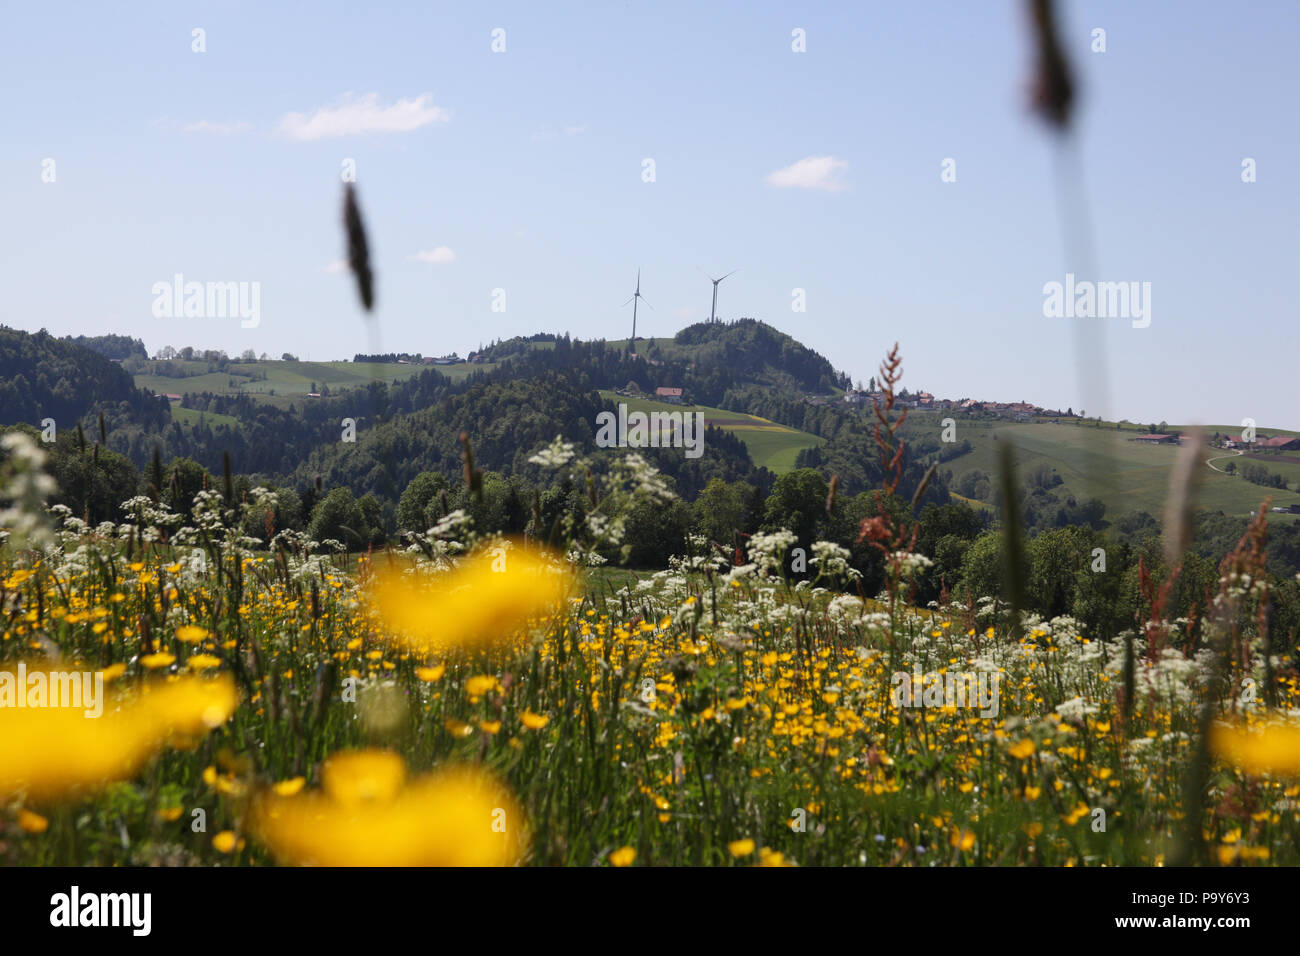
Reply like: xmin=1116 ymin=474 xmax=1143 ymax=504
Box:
xmin=168 ymin=406 xmax=241 ymax=428
xmin=135 ymin=359 xmax=493 ymax=410
xmin=939 ymin=420 xmax=1300 ymax=521
xmin=597 ymin=390 xmax=823 ymax=474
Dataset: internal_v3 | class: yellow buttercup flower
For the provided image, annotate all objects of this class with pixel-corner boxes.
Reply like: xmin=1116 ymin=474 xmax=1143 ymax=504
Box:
xmin=1211 ymin=720 xmax=1300 ymax=775
xmin=608 ymin=846 xmax=636 ymax=867
xmin=0 ymin=673 xmax=237 ymax=800
xmin=99 ymin=663 xmax=127 ymax=683
xmin=521 ymin=711 xmax=549 ymax=730
xmin=176 ymin=625 xmax=209 ymax=644
xmin=272 ymin=777 xmax=306 ymax=796
xmin=252 ymin=750 xmax=524 ymax=866
xmin=321 ymin=751 xmax=407 ymax=806
xmin=1008 ymin=739 xmax=1036 ymax=760
xmin=465 ymin=675 xmax=499 ymax=697
xmin=365 ymin=544 xmax=571 ymax=653
xmin=951 ymin=829 xmax=977 ymax=851
xmin=415 ymin=664 xmax=446 ymax=682
xmin=728 ymin=838 xmax=755 ymax=857
xmin=757 ymin=847 xmax=791 ymax=867
xmin=17 ymin=809 xmax=49 ymax=833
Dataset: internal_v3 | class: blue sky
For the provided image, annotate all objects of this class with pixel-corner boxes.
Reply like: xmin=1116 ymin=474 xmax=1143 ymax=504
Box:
xmin=3 ymin=1 xmax=1297 ymax=427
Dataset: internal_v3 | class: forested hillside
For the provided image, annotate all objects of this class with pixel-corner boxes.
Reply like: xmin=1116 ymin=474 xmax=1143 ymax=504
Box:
xmin=0 ymin=326 xmax=168 ymax=432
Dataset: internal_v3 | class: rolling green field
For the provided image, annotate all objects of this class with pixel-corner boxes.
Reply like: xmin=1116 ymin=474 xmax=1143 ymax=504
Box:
xmin=167 ymin=405 xmax=240 ymax=428
xmin=939 ymin=420 xmax=1300 ymax=521
xmin=135 ymin=359 xmax=492 ymax=410
xmin=597 ymin=390 xmax=823 ymax=473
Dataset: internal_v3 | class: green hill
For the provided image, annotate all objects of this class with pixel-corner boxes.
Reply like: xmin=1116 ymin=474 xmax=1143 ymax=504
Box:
xmin=133 ymin=358 xmax=491 ymax=410
xmin=933 ymin=418 xmax=1300 ymax=523
xmin=597 ymin=390 xmax=823 ymax=474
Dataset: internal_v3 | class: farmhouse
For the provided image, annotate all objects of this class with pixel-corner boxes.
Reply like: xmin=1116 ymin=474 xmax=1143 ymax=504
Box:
xmin=655 ymin=387 xmax=685 ymax=404
xmin=1258 ymin=435 xmax=1300 ymax=451
xmin=1135 ymin=433 xmax=1177 ymax=444
xmin=164 ymin=393 xmax=182 ymax=402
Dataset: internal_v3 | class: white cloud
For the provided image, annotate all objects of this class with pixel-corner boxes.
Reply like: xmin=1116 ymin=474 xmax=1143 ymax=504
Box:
xmin=325 ymin=259 xmax=349 ymax=274
xmin=407 ymin=247 xmax=456 ymax=265
xmin=183 ymin=120 xmax=252 ymax=135
xmin=278 ymin=93 xmax=449 ymax=141
xmin=765 ymin=156 xmax=849 ymax=191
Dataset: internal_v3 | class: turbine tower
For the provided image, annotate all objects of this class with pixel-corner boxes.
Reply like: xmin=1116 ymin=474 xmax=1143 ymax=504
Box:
xmin=704 ymin=269 xmax=738 ymax=324
xmin=622 ymin=270 xmax=652 ymax=353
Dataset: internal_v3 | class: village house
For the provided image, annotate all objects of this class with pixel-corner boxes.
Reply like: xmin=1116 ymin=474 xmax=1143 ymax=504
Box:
xmin=655 ymin=386 xmax=685 ymax=405
xmin=1135 ymin=433 xmax=1178 ymax=444
xmin=1257 ymin=435 xmax=1300 ymax=451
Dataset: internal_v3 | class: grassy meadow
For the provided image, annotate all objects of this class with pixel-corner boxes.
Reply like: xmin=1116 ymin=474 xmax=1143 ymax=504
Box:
xmin=937 ymin=420 xmax=1300 ymax=521
xmin=1 ymin=432 xmax=1297 ymax=868
xmin=134 ymin=358 xmax=491 ymax=413
xmin=597 ymin=389 xmax=824 ymax=474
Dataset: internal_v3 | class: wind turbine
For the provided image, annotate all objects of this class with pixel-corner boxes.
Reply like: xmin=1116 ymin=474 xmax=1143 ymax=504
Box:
xmin=622 ymin=270 xmax=652 ymax=352
xmin=703 ymin=268 xmax=738 ymax=324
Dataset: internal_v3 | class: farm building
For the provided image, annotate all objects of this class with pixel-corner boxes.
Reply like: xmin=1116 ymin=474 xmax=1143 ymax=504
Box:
xmin=655 ymin=387 xmax=685 ymax=404
xmin=1135 ymin=434 xmax=1178 ymax=444
xmin=1258 ymin=435 xmax=1300 ymax=451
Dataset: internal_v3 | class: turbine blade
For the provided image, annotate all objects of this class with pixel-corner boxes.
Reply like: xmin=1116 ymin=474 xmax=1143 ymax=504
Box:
xmin=621 ymin=296 xmax=635 ymax=307
xmin=720 ymin=269 xmax=738 ymax=281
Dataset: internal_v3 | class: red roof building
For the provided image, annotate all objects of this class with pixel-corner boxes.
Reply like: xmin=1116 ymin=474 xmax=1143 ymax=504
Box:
xmin=1258 ymin=435 xmax=1300 ymax=450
